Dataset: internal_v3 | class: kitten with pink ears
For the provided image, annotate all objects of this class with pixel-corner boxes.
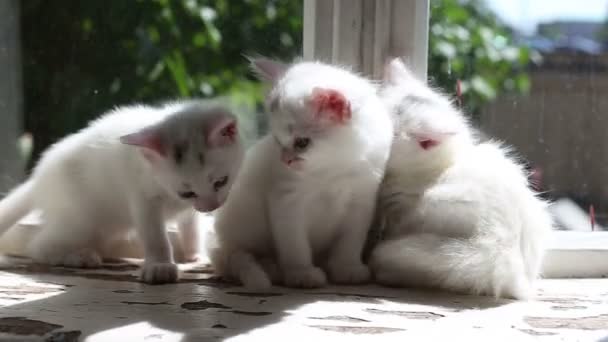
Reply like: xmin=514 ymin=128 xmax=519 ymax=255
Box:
xmin=0 ymin=100 xmax=244 ymax=284
xmin=209 ymin=58 xmax=394 ymax=289
xmin=369 ymin=58 xmax=552 ymax=299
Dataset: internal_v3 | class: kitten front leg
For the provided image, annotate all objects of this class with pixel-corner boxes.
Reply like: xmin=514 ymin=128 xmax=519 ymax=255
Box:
xmin=326 ymin=200 xmax=374 ymax=284
xmin=176 ymin=210 xmax=202 ymax=263
xmin=131 ymin=199 xmax=178 ymax=284
xmin=271 ymin=207 xmax=327 ymax=288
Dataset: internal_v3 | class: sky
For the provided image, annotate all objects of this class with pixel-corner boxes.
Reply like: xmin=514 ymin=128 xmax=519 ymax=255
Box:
xmin=485 ymin=0 xmax=608 ymax=34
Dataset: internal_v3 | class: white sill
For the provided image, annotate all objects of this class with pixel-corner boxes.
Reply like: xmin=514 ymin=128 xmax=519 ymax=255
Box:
xmin=1 ymin=215 xmax=606 ymax=279
xmin=542 ymin=231 xmax=608 ymax=278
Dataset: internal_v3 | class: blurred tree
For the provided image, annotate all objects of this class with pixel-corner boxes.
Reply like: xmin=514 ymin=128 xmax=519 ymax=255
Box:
xmin=20 ymin=0 xmax=302 ymax=168
xmin=19 ymin=0 xmax=530 ymax=168
xmin=429 ymin=0 xmax=534 ymax=119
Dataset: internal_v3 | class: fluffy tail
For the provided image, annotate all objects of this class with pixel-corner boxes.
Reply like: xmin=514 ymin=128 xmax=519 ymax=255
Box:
xmin=520 ymin=196 xmax=553 ymax=280
xmin=0 ymin=180 xmax=34 ymax=237
xmin=370 ymin=233 xmax=531 ymax=299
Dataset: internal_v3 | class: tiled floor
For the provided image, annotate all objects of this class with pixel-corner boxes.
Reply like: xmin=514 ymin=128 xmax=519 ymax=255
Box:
xmin=0 ymin=256 xmax=607 ymax=341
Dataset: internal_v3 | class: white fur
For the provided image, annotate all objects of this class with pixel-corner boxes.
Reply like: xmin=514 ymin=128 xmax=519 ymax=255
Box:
xmin=369 ymin=59 xmax=552 ymax=299
xmin=210 ymin=59 xmax=394 ymax=289
xmin=0 ymin=100 xmax=244 ymax=284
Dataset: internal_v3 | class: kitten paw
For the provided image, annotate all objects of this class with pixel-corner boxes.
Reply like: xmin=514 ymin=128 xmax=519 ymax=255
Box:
xmin=42 ymin=249 xmax=102 ymax=269
xmin=241 ymin=270 xmax=272 ymax=290
xmin=259 ymin=258 xmax=282 ymax=284
xmin=62 ymin=250 xmax=103 ymax=268
xmin=182 ymin=253 xmax=204 ymax=263
xmin=283 ymin=267 xmax=327 ymax=288
xmin=140 ymin=262 xmax=179 ymax=284
xmin=328 ymin=262 xmax=371 ymax=284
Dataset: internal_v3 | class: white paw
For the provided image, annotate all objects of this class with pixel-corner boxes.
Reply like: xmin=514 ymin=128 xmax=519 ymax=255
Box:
xmin=40 ymin=249 xmax=102 ymax=269
xmin=182 ymin=252 xmax=204 ymax=263
xmin=328 ymin=262 xmax=371 ymax=284
xmin=259 ymin=258 xmax=282 ymax=284
xmin=140 ymin=262 xmax=179 ymax=284
xmin=283 ymin=266 xmax=327 ymax=288
xmin=241 ymin=269 xmax=272 ymax=290
xmin=62 ymin=249 xmax=103 ymax=268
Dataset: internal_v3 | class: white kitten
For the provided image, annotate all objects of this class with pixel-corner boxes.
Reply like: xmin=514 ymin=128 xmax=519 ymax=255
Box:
xmin=369 ymin=59 xmax=552 ymax=299
xmin=209 ymin=58 xmax=394 ymax=289
xmin=0 ymin=100 xmax=244 ymax=284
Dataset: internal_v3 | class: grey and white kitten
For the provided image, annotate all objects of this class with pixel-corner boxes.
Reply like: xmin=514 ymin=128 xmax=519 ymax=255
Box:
xmin=0 ymin=100 xmax=244 ymax=284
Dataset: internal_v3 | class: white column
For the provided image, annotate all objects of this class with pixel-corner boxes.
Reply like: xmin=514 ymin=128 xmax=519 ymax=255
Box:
xmin=303 ymin=0 xmax=430 ymax=79
xmin=0 ymin=0 xmax=23 ymax=193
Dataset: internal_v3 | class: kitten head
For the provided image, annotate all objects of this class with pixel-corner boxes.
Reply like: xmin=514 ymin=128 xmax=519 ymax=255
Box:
xmin=120 ymin=101 xmax=244 ymax=212
xmin=381 ymin=58 xmax=470 ymax=156
xmin=250 ymin=57 xmax=372 ymax=170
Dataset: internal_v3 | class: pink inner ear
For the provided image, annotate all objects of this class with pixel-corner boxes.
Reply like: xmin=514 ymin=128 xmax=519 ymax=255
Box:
xmin=221 ymin=121 xmax=237 ymax=139
xmin=311 ymin=87 xmax=351 ymax=124
xmin=120 ymin=129 xmax=166 ymax=156
xmin=207 ymin=117 xmax=237 ymax=147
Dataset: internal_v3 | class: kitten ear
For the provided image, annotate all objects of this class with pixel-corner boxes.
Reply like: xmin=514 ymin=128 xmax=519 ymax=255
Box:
xmin=120 ymin=128 xmax=166 ymax=157
xmin=206 ymin=115 xmax=238 ymax=147
xmin=310 ymin=87 xmax=352 ymax=124
xmin=384 ymin=58 xmax=415 ymax=85
xmin=249 ymin=57 xmax=288 ymax=83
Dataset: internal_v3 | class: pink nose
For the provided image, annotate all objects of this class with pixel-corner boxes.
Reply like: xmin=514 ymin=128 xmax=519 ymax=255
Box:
xmin=281 ymin=149 xmax=302 ymax=167
xmin=194 ymin=198 xmax=220 ymax=212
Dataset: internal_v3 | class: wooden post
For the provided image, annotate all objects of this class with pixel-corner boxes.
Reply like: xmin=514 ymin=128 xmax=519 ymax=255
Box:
xmin=0 ymin=0 xmax=23 ymax=194
xmin=303 ymin=0 xmax=430 ymax=79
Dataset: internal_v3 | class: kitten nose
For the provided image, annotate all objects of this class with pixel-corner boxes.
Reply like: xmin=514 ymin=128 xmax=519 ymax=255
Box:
xmin=178 ymin=191 xmax=197 ymax=199
xmin=194 ymin=197 xmax=219 ymax=212
xmin=281 ymin=149 xmax=304 ymax=168
xmin=280 ymin=149 xmax=300 ymax=166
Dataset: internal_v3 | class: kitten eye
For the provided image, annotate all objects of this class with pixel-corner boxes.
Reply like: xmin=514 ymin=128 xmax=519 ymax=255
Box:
xmin=178 ymin=191 xmax=197 ymax=199
xmin=213 ymin=176 xmax=229 ymax=192
xmin=293 ymin=137 xmax=311 ymax=151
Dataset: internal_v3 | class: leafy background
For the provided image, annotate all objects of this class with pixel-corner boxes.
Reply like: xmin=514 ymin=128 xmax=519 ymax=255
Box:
xmin=20 ymin=0 xmax=531 ymax=168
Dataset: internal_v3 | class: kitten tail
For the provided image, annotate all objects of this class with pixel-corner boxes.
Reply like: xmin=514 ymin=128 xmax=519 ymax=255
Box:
xmin=371 ymin=233 xmax=531 ymax=300
xmin=0 ymin=180 xmax=34 ymax=236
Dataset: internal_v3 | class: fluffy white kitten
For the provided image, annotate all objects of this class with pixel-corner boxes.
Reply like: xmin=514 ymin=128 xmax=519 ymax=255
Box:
xmin=369 ymin=59 xmax=552 ymax=299
xmin=0 ymin=100 xmax=244 ymax=284
xmin=210 ymin=58 xmax=394 ymax=289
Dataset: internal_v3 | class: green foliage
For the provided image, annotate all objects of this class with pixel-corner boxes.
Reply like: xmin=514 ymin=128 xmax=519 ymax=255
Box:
xmin=21 ymin=0 xmax=531 ymax=167
xmin=429 ymin=0 xmax=533 ymax=118
xmin=21 ymin=0 xmax=302 ymax=167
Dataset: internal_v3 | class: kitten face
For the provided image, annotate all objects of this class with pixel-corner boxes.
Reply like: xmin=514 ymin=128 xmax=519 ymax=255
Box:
xmin=257 ymin=61 xmax=354 ymax=170
xmin=268 ymin=96 xmax=323 ymax=169
xmin=121 ymin=103 xmax=244 ymax=212
xmin=268 ymin=91 xmax=356 ymax=170
xmin=381 ymin=58 xmax=465 ymax=153
xmin=156 ymin=135 xmax=242 ymax=212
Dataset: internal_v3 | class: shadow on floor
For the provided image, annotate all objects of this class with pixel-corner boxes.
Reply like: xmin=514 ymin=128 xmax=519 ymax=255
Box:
xmin=0 ymin=256 xmax=512 ymax=341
